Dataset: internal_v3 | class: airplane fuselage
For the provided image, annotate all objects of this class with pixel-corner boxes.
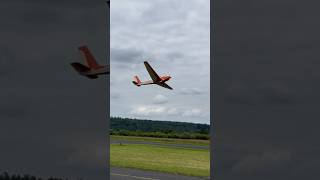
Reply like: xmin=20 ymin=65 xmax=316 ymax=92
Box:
xmin=80 ymin=65 xmax=109 ymax=76
xmin=139 ymin=75 xmax=171 ymax=85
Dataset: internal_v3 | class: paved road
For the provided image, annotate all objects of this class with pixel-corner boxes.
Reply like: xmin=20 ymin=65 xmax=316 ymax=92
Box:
xmin=111 ymin=140 xmax=209 ymax=150
xmin=111 ymin=167 xmax=210 ymax=180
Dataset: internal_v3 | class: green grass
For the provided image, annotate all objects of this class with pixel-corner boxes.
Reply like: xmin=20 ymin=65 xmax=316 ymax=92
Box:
xmin=111 ymin=135 xmax=210 ymax=146
xmin=110 ymin=143 xmax=210 ymax=177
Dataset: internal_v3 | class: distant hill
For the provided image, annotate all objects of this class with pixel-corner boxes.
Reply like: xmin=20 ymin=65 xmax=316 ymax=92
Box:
xmin=110 ymin=117 xmax=210 ymax=134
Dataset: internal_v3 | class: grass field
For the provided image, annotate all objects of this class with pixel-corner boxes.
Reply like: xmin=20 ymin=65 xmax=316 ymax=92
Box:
xmin=110 ymin=136 xmax=210 ymax=177
xmin=111 ymin=135 xmax=210 ymax=146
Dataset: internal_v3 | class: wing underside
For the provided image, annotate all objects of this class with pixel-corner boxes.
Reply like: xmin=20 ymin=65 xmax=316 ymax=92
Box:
xmin=157 ymin=83 xmax=173 ymax=90
xmin=144 ymin=61 xmax=161 ymax=82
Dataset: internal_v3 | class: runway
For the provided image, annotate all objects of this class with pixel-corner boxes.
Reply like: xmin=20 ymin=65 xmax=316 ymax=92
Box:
xmin=111 ymin=167 xmax=210 ymax=180
xmin=111 ymin=140 xmax=209 ymax=150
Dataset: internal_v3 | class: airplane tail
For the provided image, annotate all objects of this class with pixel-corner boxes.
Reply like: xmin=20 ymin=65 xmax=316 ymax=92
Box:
xmin=78 ymin=45 xmax=100 ymax=69
xmin=70 ymin=62 xmax=90 ymax=73
xmin=70 ymin=62 xmax=98 ymax=79
xmin=132 ymin=76 xmax=141 ymax=86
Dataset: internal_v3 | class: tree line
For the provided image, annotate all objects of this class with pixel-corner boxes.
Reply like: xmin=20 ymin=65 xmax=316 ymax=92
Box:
xmin=110 ymin=117 xmax=210 ymax=140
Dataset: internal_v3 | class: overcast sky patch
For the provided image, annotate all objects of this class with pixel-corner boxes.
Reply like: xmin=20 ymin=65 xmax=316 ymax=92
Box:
xmin=111 ymin=0 xmax=210 ymax=124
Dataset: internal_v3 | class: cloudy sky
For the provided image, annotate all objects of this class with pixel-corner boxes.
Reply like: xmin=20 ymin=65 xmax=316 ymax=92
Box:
xmin=110 ymin=0 xmax=210 ymax=124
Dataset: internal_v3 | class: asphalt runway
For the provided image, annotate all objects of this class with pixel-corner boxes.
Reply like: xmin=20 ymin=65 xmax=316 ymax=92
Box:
xmin=111 ymin=167 xmax=210 ymax=180
xmin=111 ymin=140 xmax=210 ymax=150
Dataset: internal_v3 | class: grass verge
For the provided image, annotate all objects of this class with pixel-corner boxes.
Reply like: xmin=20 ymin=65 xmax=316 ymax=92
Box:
xmin=110 ymin=143 xmax=210 ymax=177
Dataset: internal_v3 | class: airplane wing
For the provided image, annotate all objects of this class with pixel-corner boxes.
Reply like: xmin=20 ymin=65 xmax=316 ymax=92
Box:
xmin=157 ymin=82 xmax=173 ymax=90
xmin=144 ymin=61 xmax=161 ymax=82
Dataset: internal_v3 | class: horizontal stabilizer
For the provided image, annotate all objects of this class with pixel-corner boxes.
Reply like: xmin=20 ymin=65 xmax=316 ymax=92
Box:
xmin=132 ymin=75 xmax=141 ymax=86
xmin=70 ymin=62 xmax=90 ymax=73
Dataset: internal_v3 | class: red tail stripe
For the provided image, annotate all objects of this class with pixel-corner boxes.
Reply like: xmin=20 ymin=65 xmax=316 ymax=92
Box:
xmin=134 ymin=76 xmax=141 ymax=84
xmin=78 ymin=46 xmax=99 ymax=69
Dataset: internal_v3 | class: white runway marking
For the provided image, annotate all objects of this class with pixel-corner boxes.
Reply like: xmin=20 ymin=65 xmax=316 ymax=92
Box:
xmin=111 ymin=173 xmax=160 ymax=180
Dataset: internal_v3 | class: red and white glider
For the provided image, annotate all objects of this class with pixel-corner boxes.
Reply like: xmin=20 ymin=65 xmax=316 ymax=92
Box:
xmin=132 ymin=61 xmax=173 ymax=90
xmin=70 ymin=45 xmax=109 ymax=79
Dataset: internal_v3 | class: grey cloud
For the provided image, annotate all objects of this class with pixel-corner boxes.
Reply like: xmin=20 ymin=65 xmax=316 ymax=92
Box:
xmin=111 ymin=47 xmax=144 ymax=64
xmin=164 ymin=51 xmax=185 ymax=62
xmin=129 ymin=106 xmax=167 ymax=116
xmin=128 ymin=105 xmax=205 ymax=120
xmin=152 ymin=94 xmax=168 ymax=104
xmin=141 ymin=3 xmax=187 ymax=24
xmin=180 ymin=88 xmax=204 ymax=95
xmin=182 ymin=108 xmax=202 ymax=117
xmin=111 ymin=0 xmax=210 ymax=125
xmin=111 ymin=91 xmax=121 ymax=99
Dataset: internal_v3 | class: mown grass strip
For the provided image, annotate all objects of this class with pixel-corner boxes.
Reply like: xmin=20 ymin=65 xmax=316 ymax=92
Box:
xmin=111 ymin=135 xmax=210 ymax=146
xmin=110 ymin=144 xmax=210 ymax=177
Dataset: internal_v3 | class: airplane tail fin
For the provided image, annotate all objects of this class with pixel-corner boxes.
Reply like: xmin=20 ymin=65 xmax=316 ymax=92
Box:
xmin=78 ymin=45 xmax=100 ymax=69
xmin=132 ymin=76 xmax=141 ymax=86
